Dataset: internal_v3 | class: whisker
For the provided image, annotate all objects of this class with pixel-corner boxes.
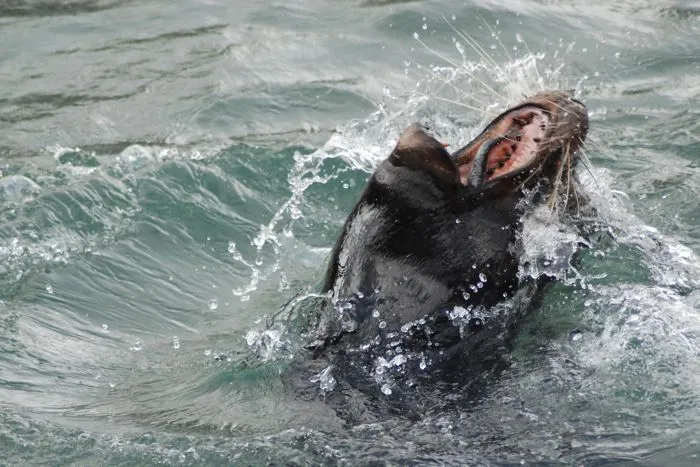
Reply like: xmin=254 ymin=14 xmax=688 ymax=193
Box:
xmin=411 ymin=35 xmax=507 ymax=101
xmin=548 ymin=144 xmax=568 ymax=219
xmin=430 ymin=95 xmax=485 ymax=113
xmin=564 ymin=143 xmax=572 ymax=213
xmin=577 ymin=146 xmax=601 ymax=190
xmin=577 ymin=144 xmax=593 ymax=164
xmin=476 ymin=12 xmax=514 ymax=65
xmin=538 ymin=98 xmax=571 ymax=116
xmin=403 ymin=54 xmax=488 ymax=108
xmin=569 ymin=146 xmax=584 ymax=216
xmin=518 ymin=36 xmax=545 ymax=91
xmin=585 ymin=133 xmax=604 ymax=141
xmin=572 ymin=168 xmax=582 ymax=216
xmin=441 ymin=15 xmax=502 ymax=72
xmin=518 ymin=164 xmax=542 ymax=190
xmin=410 ymin=34 xmax=461 ymax=68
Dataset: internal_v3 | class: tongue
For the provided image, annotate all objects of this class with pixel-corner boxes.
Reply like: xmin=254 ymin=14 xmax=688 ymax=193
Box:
xmin=466 ymin=136 xmax=507 ymax=188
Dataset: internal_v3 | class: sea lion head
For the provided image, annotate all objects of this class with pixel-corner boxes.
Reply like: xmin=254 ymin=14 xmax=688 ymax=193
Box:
xmin=453 ymin=90 xmax=588 ymax=191
xmin=390 ymin=91 xmax=589 ymax=199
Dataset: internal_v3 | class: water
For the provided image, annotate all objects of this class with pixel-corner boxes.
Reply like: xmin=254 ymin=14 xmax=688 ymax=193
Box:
xmin=1 ymin=0 xmax=699 ymax=464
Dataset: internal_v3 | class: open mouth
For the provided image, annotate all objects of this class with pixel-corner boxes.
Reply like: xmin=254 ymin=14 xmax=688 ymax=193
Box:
xmin=452 ymin=92 xmax=588 ymax=188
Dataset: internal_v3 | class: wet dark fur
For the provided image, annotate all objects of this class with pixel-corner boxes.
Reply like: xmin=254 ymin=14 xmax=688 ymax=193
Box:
xmin=290 ymin=94 xmax=589 ymax=421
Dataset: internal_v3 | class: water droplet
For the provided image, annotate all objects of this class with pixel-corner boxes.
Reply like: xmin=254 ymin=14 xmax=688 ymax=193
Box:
xmin=46 ymin=284 xmax=54 ymax=294
xmin=569 ymin=329 xmax=583 ymax=342
xmin=413 ymin=32 xmax=420 ymax=40
xmin=204 ymin=349 xmax=211 ymax=356
xmin=378 ymin=321 xmax=387 ymax=329
xmin=479 ymin=273 xmax=487 ymax=282
xmin=101 ymin=324 xmax=109 ymax=333
xmin=462 ymin=291 xmax=471 ymax=301
xmin=476 ymin=282 xmax=484 ymax=289
xmin=185 ymin=447 xmax=199 ymax=460
xmin=310 ymin=365 xmax=337 ymax=392
xmin=471 ymin=264 xmax=477 ymax=269
xmin=245 ymin=330 xmax=259 ymax=347
xmin=372 ymin=309 xmax=380 ymax=318
xmin=227 ymin=241 xmax=236 ymax=253
xmin=469 ymin=284 xmax=478 ymax=293
xmin=391 ymin=354 xmax=407 ymax=366
xmin=468 ymin=317 xmax=484 ymax=332
xmin=173 ymin=336 xmax=180 ymax=350
xmin=130 ymin=341 xmax=142 ymax=351
xmin=381 ymin=384 xmax=392 ymax=395
xmin=208 ymin=299 xmax=218 ymax=311
xmin=516 ymin=32 xmax=524 ymax=43
xmin=451 ymin=14 xmax=456 ymax=20
xmin=422 ymin=23 xmax=427 ymax=30
xmin=419 ymin=359 xmax=427 ymax=370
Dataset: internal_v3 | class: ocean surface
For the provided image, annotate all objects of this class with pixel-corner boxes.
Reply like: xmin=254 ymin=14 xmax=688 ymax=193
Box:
xmin=1 ymin=0 xmax=699 ymax=464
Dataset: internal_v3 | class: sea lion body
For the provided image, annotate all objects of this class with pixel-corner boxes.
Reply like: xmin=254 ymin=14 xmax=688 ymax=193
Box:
xmin=303 ymin=91 xmax=589 ymax=401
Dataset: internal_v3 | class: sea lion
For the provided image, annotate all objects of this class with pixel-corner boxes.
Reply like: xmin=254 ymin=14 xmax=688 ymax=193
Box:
xmin=303 ymin=91 xmax=588 ymax=406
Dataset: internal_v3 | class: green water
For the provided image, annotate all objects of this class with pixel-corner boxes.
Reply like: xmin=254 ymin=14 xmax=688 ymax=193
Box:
xmin=1 ymin=0 xmax=699 ymax=464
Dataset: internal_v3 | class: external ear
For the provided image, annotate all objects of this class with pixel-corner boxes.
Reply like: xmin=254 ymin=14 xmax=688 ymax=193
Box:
xmin=389 ymin=123 xmax=459 ymax=188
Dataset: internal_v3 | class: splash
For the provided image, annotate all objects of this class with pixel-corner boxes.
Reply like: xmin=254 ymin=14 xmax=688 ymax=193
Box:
xmin=0 ymin=175 xmax=41 ymax=204
xmin=234 ymin=22 xmax=598 ymax=370
xmin=232 ymin=37 xmax=569 ymax=310
xmin=245 ymin=327 xmax=290 ymax=362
